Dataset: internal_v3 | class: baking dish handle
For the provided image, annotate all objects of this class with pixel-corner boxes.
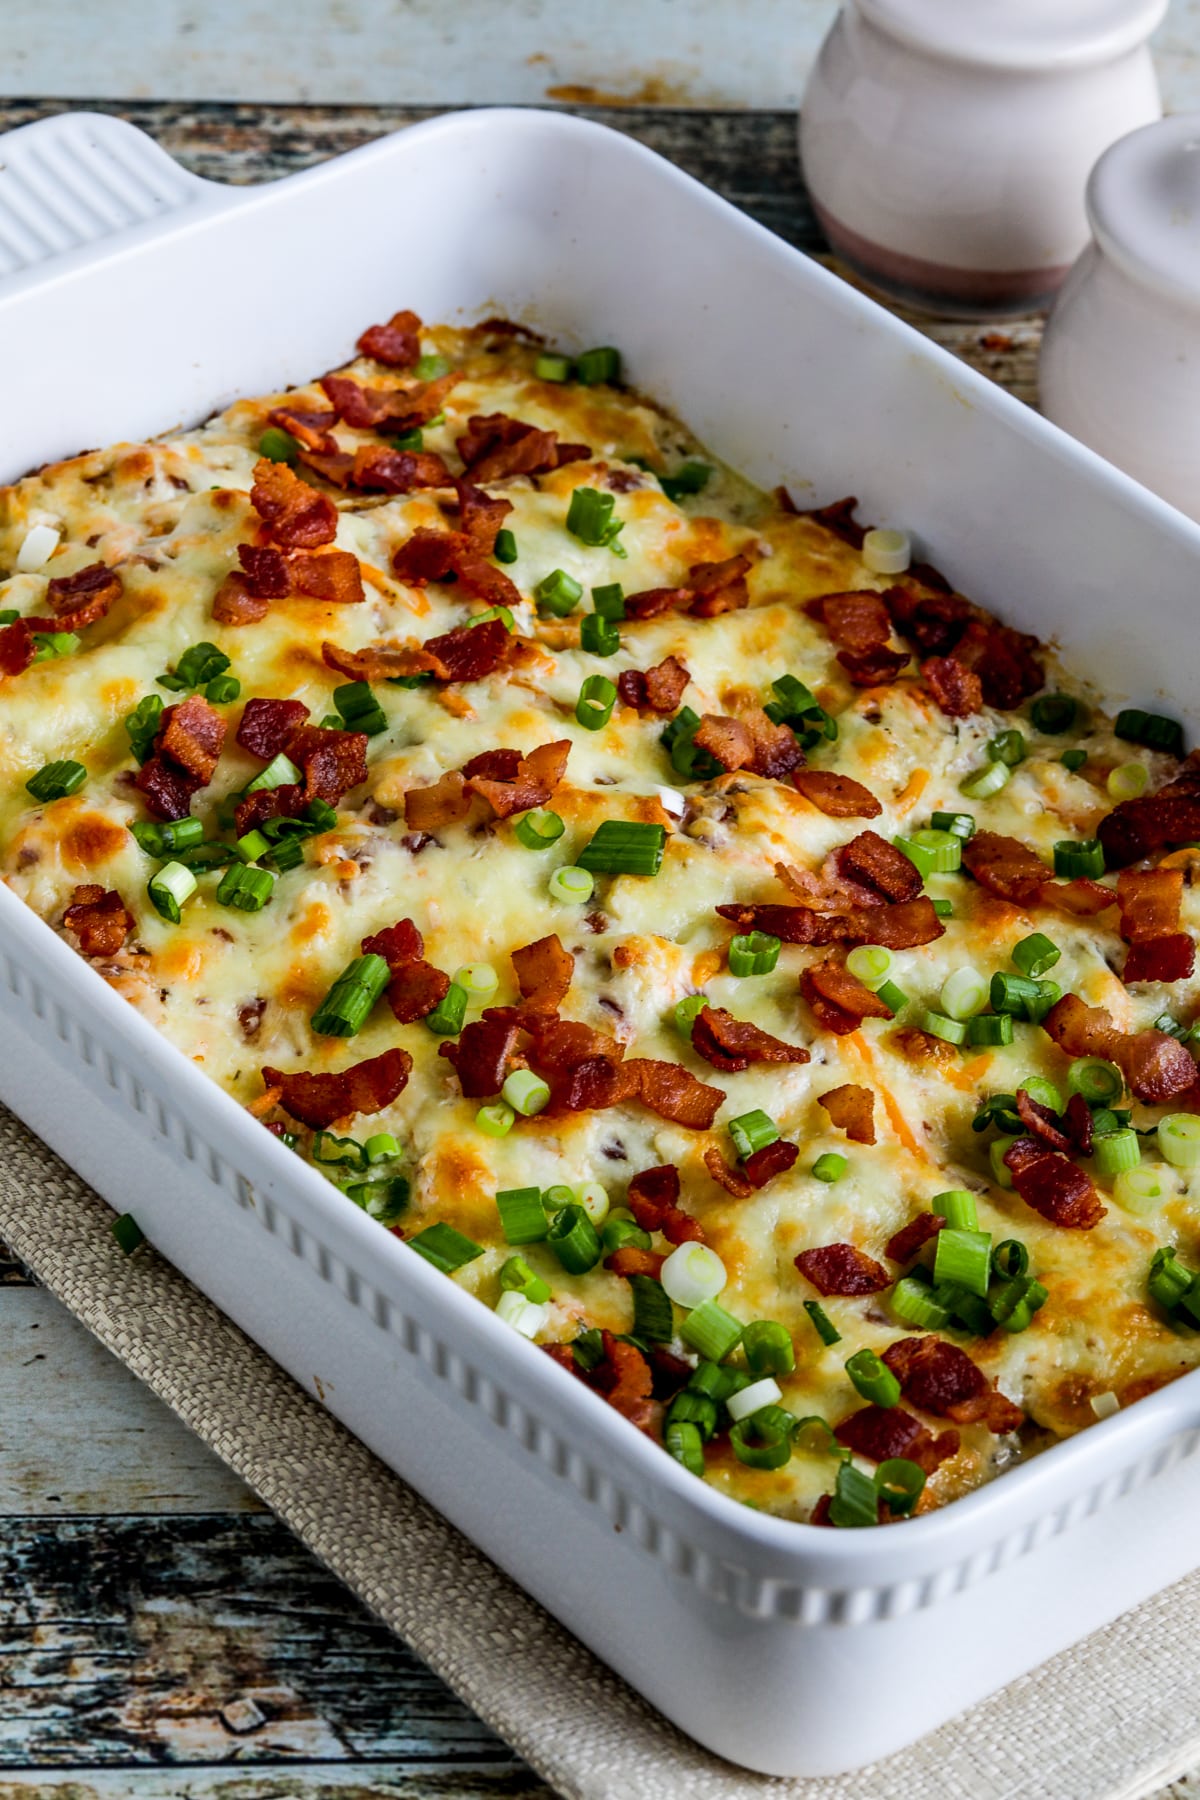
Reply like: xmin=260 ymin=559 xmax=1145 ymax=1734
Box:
xmin=0 ymin=110 xmax=234 ymax=285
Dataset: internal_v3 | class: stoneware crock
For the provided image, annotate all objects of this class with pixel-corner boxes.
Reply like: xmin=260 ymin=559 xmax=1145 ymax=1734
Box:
xmin=1041 ymin=115 xmax=1200 ymax=524
xmin=800 ymin=0 xmax=1166 ymax=317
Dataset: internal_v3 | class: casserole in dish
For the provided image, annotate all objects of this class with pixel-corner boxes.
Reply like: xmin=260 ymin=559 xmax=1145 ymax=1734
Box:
xmin=3 ymin=107 xmax=1200 ymax=1776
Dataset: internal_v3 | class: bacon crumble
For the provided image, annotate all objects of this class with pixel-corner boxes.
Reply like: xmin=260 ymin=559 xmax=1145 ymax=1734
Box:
xmin=795 ymin=1243 xmax=891 ymax=1296
xmin=817 ymin=1083 xmax=877 ymax=1144
xmin=881 ymin=1336 xmax=1024 ymax=1433
xmin=262 ymin=1047 xmax=413 ymax=1130
xmin=63 ymin=884 xmax=134 ymax=958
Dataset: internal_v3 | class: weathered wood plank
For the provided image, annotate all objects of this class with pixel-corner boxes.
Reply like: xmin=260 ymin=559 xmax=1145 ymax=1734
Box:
xmin=0 ymin=1290 xmax=260 ymax=1515
xmin=0 ymin=1778 xmax=544 ymax=1798
xmin=0 ymin=1515 xmax=543 ymax=1777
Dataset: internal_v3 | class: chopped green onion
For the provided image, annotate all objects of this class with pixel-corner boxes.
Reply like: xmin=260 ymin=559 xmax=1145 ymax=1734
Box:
xmin=660 ymin=1242 xmax=727 ymax=1309
xmin=1158 ymin=1114 xmax=1200 ymax=1169
xmin=234 ymin=829 xmax=271 ymax=864
xmin=32 ymin=630 xmax=80 ymax=661
xmin=546 ymin=1203 xmax=602 ymax=1274
xmin=679 ymin=1298 xmax=743 ymax=1362
xmin=567 ymin=486 xmax=625 ymax=553
xmin=966 ymin=1013 xmax=1014 ymax=1047
xmin=259 ymin=426 xmax=299 ymax=463
xmin=668 ymin=1390 xmax=720 ymax=1440
xmin=475 ymin=1101 xmax=515 ymax=1138
xmin=974 ymin=1092 xmax=1023 ymax=1134
xmin=803 ymin=1299 xmax=842 ymax=1345
xmin=812 ymin=1152 xmax=847 ymax=1184
xmin=245 ymin=752 xmax=303 ymax=795
xmin=763 ymin=673 xmax=838 ymax=749
xmin=602 ymin=1212 xmax=652 ymax=1255
xmin=659 ymin=461 xmax=712 ymax=503
xmin=895 ymin=828 xmax=962 ymax=875
xmin=580 ymin=614 xmax=620 ymax=655
xmin=333 ymin=680 xmax=388 ymax=736
xmin=940 ymin=966 xmax=988 ymax=1020
xmin=861 ymin=527 xmax=911 ymax=575
xmin=932 ymin=1189 xmax=979 ymax=1230
xmin=990 ymin=971 xmax=1040 ymax=1017
xmin=630 ymin=1274 xmax=675 ymax=1343
xmin=548 ymin=864 xmax=595 ymax=904
xmin=454 ymin=962 xmax=498 ymax=1001
xmin=1107 ymin=761 xmax=1148 ymax=803
xmin=501 ymin=1069 xmax=551 ymax=1117
xmin=728 ymin=931 xmax=781 ymax=977
xmin=311 ymin=953 xmax=390 ymax=1037
xmin=990 ymin=1273 xmax=1048 ymax=1332
xmin=1150 ymin=1244 xmax=1193 ymax=1312
xmin=146 ymin=859 xmax=198 ymax=924
xmin=363 ymin=1132 xmax=400 ymax=1164
xmin=131 ymin=816 xmax=204 ymax=858
xmin=992 ymin=1239 xmax=1029 ymax=1279
xmin=500 ymin=1255 xmax=551 ymax=1304
xmin=729 ymin=1109 xmax=780 ymax=1161
xmin=1115 ymin=708 xmax=1184 ymax=758
xmin=673 ymin=993 xmax=708 ymax=1038
xmin=1021 ymin=1075 xmax=1064 ymax=1113
xmin=1013 ymin=932 xmax=1061 ymax=979
xmin=261 ymin=836 xmax=306 ymax=873
xmin=1061 ymin=749 xmax=1088 ymax=772
xmin=845 ymin=1348 xmax=901 ymax=1408
xmin=918 ymin=1009 xmax=967 ymax=1045
xmin=425 ymin=983 xmax=469 ymax=1036
xmin=25 ymin=759 xmax=86 ymax=802
xmin=828 ymin=1461 xmax=879 ymax=1528
xmin=492 ymin=527 xmax=518 ymax=565
xmin=989 ymin=1136 xmax=1017 ymax=1191
xmin=730 ymin=1405 xmax=795 ymax=1471
xmin=206 ymin=672 xmax=241 ymax=704
xmin=1114 ymin=1165 xmax=1173 ymax=1216
xmin=387 ymin=426 xmax=424 ymax=451
xmin=576 ymin=1181 xmax=609 ymax=1226
xmin=176 ymin=841 xmax=238 ymax=872
xmin=576 ymin=345 xmax=620 ymax=385
xmin=875 ymin=979 xmax=909 ymax=1014
xmin=535 ymin=352 xmax=572 ymax=382
xmin=933 ymin=1227 xmax=992 ymax=1298
xmin=0 ymin=608 xmax=17 ymax=624
xmin=111 ymin=1212 xmax=145 ymax=1255
xmin=661 ymin=704 xmax=723 ymax=780
xmin=542 ymin=1184 xmax=575 ymax=1214
xmin=930 ymin=810 xmax=976 ymax=840
xmin=577 ymin=819 xmax=665 ymax=876
xmin=877 ymin=1458 xmax=926 ymax=1517
xmin=535 ymin=568 xmax=583 ymax=616
xmin=665 ymin=1419 xmax=705 ymax=1476
xmin=495 ymin=1289 xmax=548 ymax=1337
xmin=575 ymin=673 xmax=617 ymax=730
xmin=408 ymin=1222 xmax=484 ymax=1274
xmin=742 ymin=1320 xmax=796 ymax=1377
xmin=1067 ymin=1057 xmax=1124 ymax=1105
xmin=727 ymin=1378 xmax=784 ymax=1425
xmin=159 ymin=641 xmax=231 ymax=692
xmin=1093 ymin=1129 xmax=1140 ymax=1177
xmin=988 ymin=729 xmax=1026 ymax=767
xmin=514 ymin=808 xmax=565 ymax=850
xmin=1155 ymin=1011 xmax=1198 ymax=1043
xmin=1031 ymin=693 xmax=1078 ymax=734
xmin=1025 ymin=980 xmax=1062 ymax=1025
xmin=125 ymin=694 xmax=165 ymax=764
xmin=846 ymin=945 xmax=893 ymax=990
xmin=592 ymin=582 xmax=626 ymax=620
xmin=960 ymin=760 xmax=1010 ymax=800
xmin=891 ymin=1273 xmax=950 ymax=1330
xmin=312 ymin=1130 xmax=368 ymax=1171
xmin=1053 ymin=838 xmax=1104 ymax=879
xmin=415 ymin=352 xmax=450 ymax=380
xmin=496 ymin=1185 xmax=549 ymax=1245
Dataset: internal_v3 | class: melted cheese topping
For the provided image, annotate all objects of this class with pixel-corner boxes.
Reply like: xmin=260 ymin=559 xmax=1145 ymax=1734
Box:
xmin=3 ymin=322 xmax=1199 ymax=1525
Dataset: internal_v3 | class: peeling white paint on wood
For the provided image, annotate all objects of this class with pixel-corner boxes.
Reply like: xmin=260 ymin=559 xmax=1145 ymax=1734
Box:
xmin=0 ymin=0 xmax=1198 ymax=112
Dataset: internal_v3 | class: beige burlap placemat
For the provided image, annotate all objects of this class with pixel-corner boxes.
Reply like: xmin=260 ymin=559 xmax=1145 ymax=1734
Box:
xmin=2 ymin=1099 xmax=1199 ymax=1800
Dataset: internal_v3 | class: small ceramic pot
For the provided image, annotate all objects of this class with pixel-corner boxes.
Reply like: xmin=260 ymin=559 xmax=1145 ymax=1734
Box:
xmin=1041 ymin=117 xmax=1200 ymax=523
xmin=800 ymin=0 xmax=1165 ymax=317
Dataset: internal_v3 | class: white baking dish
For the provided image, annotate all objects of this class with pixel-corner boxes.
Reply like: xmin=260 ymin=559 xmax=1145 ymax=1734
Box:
xmin=4 ymin=107 xmax=1200 ymax=1780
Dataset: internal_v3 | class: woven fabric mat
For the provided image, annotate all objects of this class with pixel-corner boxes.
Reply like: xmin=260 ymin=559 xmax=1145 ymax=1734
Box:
xmin=2 ymin=1101 xmax=1199 ymax=1800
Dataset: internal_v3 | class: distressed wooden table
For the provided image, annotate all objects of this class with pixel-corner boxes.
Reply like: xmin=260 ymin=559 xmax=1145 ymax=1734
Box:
xmin=0 ymin=98 xmax=1188 ymax=1800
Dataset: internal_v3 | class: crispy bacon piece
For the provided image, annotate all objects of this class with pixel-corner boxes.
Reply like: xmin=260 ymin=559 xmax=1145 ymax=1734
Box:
xmin=1003 ymin=1136 xmax=1106 ymax=1229
xmin=1043 ymin=877 xmax=1116 ymax=917
xmin=1099 ymin=766 xmax=1200 ymax=868
xmin=1064 ymin=1092 xmax=1095 ymax=1156
xmin=321 ymin=371 xmax=458 ymax=433
xmin=63 ymin=885 xmax=133 ymax=957
xmin=356 ymin=308 xmax=422 ymax=368
xmin=348 ymin=445 xmax=454 ymax=494
xmin=689 ymin=1005 xmax=810 ymax=1073
xmin=512 ymin=934 xmax=574 ymax=1012
xmin=818 ymin=1083 xmax=876 ymax=1144
xmin=587 ymin=1330 xmax=656 ymax=1433
xmin=456 ymin=411 xmax=590 ymax=481
xmin=922 ymin=654 xmax=983 ymax=718
xmin=438 ymin=1010 xmax=519 ymax=1097
xmin=624 ymin=1060 xmax=724 ymax=1130
xmin=237 ymin=697 xmax=311 ymax=761
xmin=692 ymin=708 xmax=803 ymax=780
xmin=804 ymin=590 xmax=908 ymax=687
xmin=605 ymin=1246 xmax=666 ymax=1280
xmin=262 ymin=1046 xmax=413 ymax=1130
xmin=285 ymin=723 xmax=368 ymax=805
xmin=882 ymin=1336 xmax=1024 ymax=1433
xmin=834 ymin=1404 xmax=960 ymax=1474
xmin=1043 ymin=993 xmax=1197 ymax=1103
xmin=212 ymin=574 xmax=270 ymax=625
xmin=837 ymin=830 xmax=924 ymax=903
xmin=885 ymin=1213 xmax=945 ymax=1263
xmin=158 ymin=694 xmax=225 ymax=783
xmin=425 ymin=618 xmax=513 ymax=681
xmin=962 ymin=830 xmax=1047 ymax=905
xmin=136 ymin=756 xmax=203 ymax=822
xmin=1015 ymin=1087 xmax=1073 ymax=1154
xmin=250 ymin=457 xmax=338 ymax=548
xmin=465 ymin=738 xmax=570 ymax=819
xmin=616 ymin=655 xmax=690 ymax=715
xmin=794 ymin=494 xmax=867 ymax=548
xmin=403 ymin=770 xmax=470 ymax=832
xmin=717 ymin=896 xmax=944 ymax=951
xmin=802 ymin=961 xmax=895 ymax=1036
xmin=890 ymin=1025 xmax=957 ymax=1071
xmin=235 ymin=542 xmax=364 ymax=609
xmin=234 ymin=783 xmax=305 ymax=840
xmin=1125 ymin=935 xmax=1196 ymax=983
xmin=237 ymin=545 xmax=293 ymax=599
xmin=792 ymin=769 xmax=881 ymax=819
xmin=624 ymin=553 xmax=752 ymax=621
xmin=886 ymin=588 xmax=1043 ymax=708
xmin=884 ymin=583 xmax=978 ymax=656
xmin=0 ymin=618 xmax=35 ymax=677
xmin=362 ymin=916 xmax=450 ymax=1023
xmin=1118 ymin=867 xmax=1183 ymax=942
xmin=795 ymin=1243 xmax=891 ymax=1297
xmin=626 ymin=1164 xmax=705 ymax=1245
xmin=45 ymin=561 xmax=123 ymax=631
xmin=949 ymin=619 xmax=1044 ymax=710
xmin=703 ymin=1139 xmax=799 ymax=1197
xmin=267 ymin=404 xmax=339 ymax=451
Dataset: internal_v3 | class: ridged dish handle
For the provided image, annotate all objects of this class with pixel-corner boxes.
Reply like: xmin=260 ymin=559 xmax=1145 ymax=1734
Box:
xmin=0 ymin=111 xmax=226 ymax=284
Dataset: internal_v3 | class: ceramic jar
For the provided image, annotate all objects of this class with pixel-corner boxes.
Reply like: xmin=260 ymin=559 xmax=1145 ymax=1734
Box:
xmin=1041 ymin=117 xmax=1200 ymax=524
xmin=799 ymin=0 xmax=1165 ymax=317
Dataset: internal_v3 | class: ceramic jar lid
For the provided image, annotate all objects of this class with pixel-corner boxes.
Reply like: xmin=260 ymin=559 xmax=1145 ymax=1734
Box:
xmin=1089 ymin=116 xmax=1200 ymax=310
xmin=855 ymin=0 xmax=1167 ymax=72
